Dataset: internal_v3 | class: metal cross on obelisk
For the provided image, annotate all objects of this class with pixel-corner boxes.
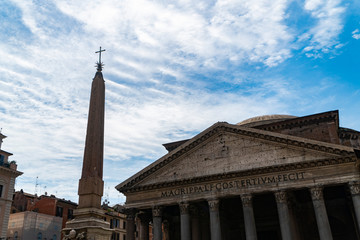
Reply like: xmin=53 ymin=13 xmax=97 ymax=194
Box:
xmin=95 ymin=46 xmax=106 ymax=72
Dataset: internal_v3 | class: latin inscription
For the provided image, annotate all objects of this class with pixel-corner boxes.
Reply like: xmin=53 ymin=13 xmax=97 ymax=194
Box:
xmin=161 ymin=172 xmax=305 ymax=198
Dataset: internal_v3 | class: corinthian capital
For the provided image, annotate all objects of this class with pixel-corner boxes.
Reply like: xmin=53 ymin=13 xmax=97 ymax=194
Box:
xmin=208 ymin=199 xmax=220 ymax=212
xmin=125 ymin=208 xmax=136 ymax=220
xmin=310 ymin=186 xmax=324 ymax=201
xmin=152 ymin=206 xmax=163 ymax=217
xmin=349 ymin=181 xmax=360 ymax=196
xmin=241 ymin=194 xmax=253 ymax=207
xmin=179 ymin=202 xmax=190 ymax=215
xmin=274 ymin=191 xmax=288 ymax=204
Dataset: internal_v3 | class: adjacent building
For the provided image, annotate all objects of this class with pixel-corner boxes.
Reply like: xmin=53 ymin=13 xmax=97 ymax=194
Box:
xmin=12 ymin=191 xmax=77 ymax=229
xmin=7 ymin=211 xmax=62 ymax=240
xmin=10 ymin=191 xmax=77 ymax=239
xmin=117 ymin=110 xmax=360 ymax=240
xmin=0 ymin=133 xmax=22 ymax=239
xmin=103 ymin=204 xmax=127 ymax=240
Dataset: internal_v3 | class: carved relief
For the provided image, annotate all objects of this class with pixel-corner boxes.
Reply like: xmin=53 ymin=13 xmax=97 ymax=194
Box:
xmin=274 ymin=191 xmax=288 ymax=204
xmin=349 ymin=181 xmax=360 ymax=195
xmin=179 ymin=202 xmax=190 ymax=214
xmin=208 ymin=199 xmax=220 ymax=212
xmin=241 ymin=194 xmax=253 ymax=207
xmin=152 ymin=206 xmax=163 ymax=217
xmin=62 ymin=229 xmax=86 ymax=240
xmin=310 ymin=186 xmax=323 ymax=201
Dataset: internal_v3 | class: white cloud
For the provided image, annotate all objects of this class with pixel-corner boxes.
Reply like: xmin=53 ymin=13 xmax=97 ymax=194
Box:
xmin=302 ymin=0 xmax=346 ymax=55
xmin=1 ymin=0 xmax=356 ymax=205
xmin=352 ymin=29 xmax=360 ymax=40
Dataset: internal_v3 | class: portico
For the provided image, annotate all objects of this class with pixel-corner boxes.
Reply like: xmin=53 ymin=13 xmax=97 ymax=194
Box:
xmin=116 ymin=111 xmax=360 ymax=240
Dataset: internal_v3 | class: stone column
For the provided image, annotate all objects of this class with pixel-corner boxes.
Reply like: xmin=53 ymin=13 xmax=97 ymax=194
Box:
xmin=191 ymin=206 xmax=201 ymax=240
xmin=208 ymin=199 xmax=221 ymax=240
xmin=274 ymin=190 xmax=295 ymax=240
xmin=241 ymin=194 xmax=257 ymax=240
xmin=349 ymin=181 xmax=360 ymax=232
xmin=180 ymin=202 xmax=192 ymax=240
xmin=153 ymin=206 xmax=163 ymax=240
xmin=138 ymin=213 xmax=150 ymax=240
xmin=310 ymin=186 xmax=333 ymax=240
xmin=125 ymin=208 xmax=136 ymax=240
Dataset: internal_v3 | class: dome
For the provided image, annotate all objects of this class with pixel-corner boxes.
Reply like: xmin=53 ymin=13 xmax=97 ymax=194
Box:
xmin=237 ymin=114 xmax=297 ymax=127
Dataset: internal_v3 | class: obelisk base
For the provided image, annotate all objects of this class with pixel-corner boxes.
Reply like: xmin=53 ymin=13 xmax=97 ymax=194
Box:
xmin=63 ymin=208 xmax=112 ymax=240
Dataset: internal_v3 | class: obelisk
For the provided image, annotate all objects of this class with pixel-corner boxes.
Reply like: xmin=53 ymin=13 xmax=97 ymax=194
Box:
xmin=63 ymin=47 xmax=112 ymax=240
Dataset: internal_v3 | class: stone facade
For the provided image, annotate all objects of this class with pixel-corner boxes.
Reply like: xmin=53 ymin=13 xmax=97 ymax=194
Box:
xmin=0 ymin=133 xmax=22 ymax=239
xmin=116 ymin=110 xmax=360 ymax=240
xmin=12 ymin=191 xmax=77 ymax=239
xmin=7 ymin=211 xmax=62 ymax=240
xmin=103 ymin=205 xmax=127 ymax=240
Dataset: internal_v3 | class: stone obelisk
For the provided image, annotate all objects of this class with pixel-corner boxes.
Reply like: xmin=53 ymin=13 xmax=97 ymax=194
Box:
xmin=63 ymin=47 xmax=112 ymax=240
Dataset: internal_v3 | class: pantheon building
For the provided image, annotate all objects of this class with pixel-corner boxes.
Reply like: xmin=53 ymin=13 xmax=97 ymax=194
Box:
xmin=116 ymin=110 xmax=360 ymax=240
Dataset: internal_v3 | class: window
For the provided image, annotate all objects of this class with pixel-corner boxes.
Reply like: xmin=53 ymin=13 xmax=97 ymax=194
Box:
xmin=67 ymin=209 xmax=73 ymax=219
xmin=0 ymin=154 xmax=4 ymax=165
xmin=123 ymin=235 xmax=126 ymax=240
xmin=111 ymin=219 xmax=120 ymax=228
xmin=0 ymin=185 xmax=3 ymax=198
xmin=14 ymin=231 xmax=18 ymax=240
xmin=56 ymin=206 xmax=63 ymax=217
xmin=123 ymin=221 xmax=126 ymax=229
xmin=37 ymin=232 xmax=42 ymax=240
xmin=111 ymin=233 xmax=119 ymax=240
xmin=53 ymin=234 xmax=57 ymax=240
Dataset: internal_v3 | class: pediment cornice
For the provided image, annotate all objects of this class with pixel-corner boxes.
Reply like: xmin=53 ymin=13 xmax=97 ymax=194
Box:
xmin=121 ymin=155 xmax=356 ymax=193
xmin=116 ymin=122 xmax=355 ymax=192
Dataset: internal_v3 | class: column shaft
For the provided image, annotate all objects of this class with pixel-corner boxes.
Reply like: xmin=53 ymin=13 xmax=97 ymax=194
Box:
xmin=208 ymin=199 xmax=221 ymax=240
xmin=125 ymin=209 xmax=136 ymax=240
xmin=153 ymin=207 xmax=163 ymax=240
xmin=275 ymin=191 xmax=295 ymax=240
xmin=310 ymin=186 xmax=333 ymax=240
xmin=241 ymin=194 xmax=257 ymax=240
xmin=180 ymin=202 xmax=192 ymax=240
xmin=349 ymin=181 xmax=360 ymax=232
xmin=139 ymin=213 xmax=150 ymax=240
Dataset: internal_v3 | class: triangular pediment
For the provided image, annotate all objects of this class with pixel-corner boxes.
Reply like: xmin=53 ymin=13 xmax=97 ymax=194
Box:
xmin=116 ymin=122 xmax=355 ymax=191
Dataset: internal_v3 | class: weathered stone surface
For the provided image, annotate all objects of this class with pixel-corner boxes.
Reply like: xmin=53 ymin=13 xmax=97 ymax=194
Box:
xmin=137 ymin=132 xmax=344 ymax=187
xmin=63 ymin=66 xmax=110 ymax=240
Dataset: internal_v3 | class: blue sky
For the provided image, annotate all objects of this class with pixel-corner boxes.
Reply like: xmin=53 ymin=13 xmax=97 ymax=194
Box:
xmin=0 ymin=0 xmax=359 ymax=205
